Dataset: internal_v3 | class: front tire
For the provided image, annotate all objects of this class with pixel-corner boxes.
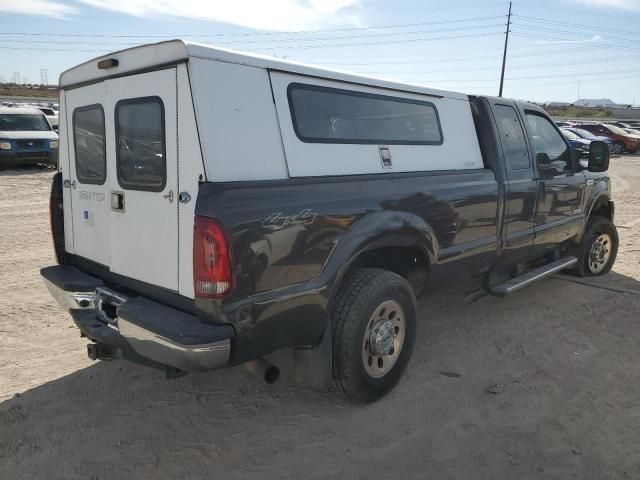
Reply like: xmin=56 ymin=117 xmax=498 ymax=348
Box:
xmin=573 ymin=217 xmax=618 ymax=276
xmin=613 ymin=141 xmax=625 ymax=154
xmin=331 ymin=268 xmax=417 ymax=403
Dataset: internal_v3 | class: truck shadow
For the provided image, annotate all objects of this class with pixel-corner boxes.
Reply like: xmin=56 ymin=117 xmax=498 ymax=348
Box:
xmin=2 ymin=271 xmax=640 ymax=478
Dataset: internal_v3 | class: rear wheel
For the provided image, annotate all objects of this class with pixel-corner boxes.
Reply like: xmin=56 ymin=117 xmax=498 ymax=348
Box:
xmin=572 ymin=217 xmax=618 ymax=277
xmin=331 ymin=268 xmax=417 ymax=403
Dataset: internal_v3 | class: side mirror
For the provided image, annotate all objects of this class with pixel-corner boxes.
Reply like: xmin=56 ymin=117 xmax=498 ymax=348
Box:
xmin=588 ymin=141 xmax=610 ymax=172
xmin=536 ymin=152 xmax=550 ymax=165
xmin=536 ymin=152 xmax=561 ymax=178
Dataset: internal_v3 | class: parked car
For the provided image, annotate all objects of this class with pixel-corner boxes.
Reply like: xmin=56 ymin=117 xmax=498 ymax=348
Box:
xmin=0 ymin=106 xmax=58 ymax=168
xmin=561 ymin=128 xmax=591 ymax=154
xmin=580 ymin=123 xmax=640 ymax=154
xmin=563 ymin=127 xmax=613 ymax=151
xmin=555 ymin=121 xmax=575 ymax=128
xmin=41 ymin=41 xmax=616 ymax=403
xmin=611 ymin=121 xmax=633 ymax=129
xmin=35 ymin=106 xmax=59 ymax=131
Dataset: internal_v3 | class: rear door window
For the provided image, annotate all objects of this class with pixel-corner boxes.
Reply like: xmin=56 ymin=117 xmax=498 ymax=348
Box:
xmin=115 ymin=96 xmax=166 ymax=191
xmin=73 ymin=105 xmax=106 ymax=185
xmin=493 ymin=104 xmax=530 ymax=170
xmin=287 ymin=83 xmax=443 ymax=145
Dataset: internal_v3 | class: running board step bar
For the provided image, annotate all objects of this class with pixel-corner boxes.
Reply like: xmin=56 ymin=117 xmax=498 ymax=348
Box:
xmin=490 ymin=256 xmax=578 ymax=297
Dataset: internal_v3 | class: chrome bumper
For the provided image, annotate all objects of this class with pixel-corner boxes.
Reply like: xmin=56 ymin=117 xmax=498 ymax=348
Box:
xmin=42 ymin=268 xmax=232 ymax=372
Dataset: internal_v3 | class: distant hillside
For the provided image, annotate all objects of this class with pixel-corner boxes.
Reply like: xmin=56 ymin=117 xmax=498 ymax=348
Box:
xmin=0 ymin=84 xmax=58 ymax=99
xmin=544 ymin=105 xmax=614 ymax=119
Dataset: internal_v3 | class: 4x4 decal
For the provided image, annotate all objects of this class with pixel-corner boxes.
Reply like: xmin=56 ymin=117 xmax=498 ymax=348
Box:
xmin=262 ymin=209 xmax=317 ymax=231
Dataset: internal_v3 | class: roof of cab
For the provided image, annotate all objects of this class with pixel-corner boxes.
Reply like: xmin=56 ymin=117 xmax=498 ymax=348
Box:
xmin=0 ymin=106 xmax=44 ymax=115
xmin=59 ymin=39 xmax=469 ymax=101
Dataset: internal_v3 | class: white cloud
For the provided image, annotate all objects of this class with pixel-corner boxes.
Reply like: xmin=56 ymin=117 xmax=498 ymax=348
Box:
xmin=77 ymin=0 xmax=365 ymax=31
xmin=0 ymin=0 xmax=76 ymax=17
xmin=533 ymin=34 xmax=605 ymax=45
xmin=572 ymin=0 xmax=640 ymax=11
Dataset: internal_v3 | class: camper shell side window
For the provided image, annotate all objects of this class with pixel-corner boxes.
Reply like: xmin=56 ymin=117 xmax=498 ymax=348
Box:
xmin=73 ymin=104 xmax=106 ymax=185
xmin=115 ymin=96 xmax=166 ymax=192
xmin=287 ymin=83 xmax=443 ymax=145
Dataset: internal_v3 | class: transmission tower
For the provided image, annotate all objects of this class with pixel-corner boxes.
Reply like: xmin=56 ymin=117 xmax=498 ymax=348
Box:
xmin=12 ymin=72 xmax=20 ymax=85
xmin=40 ymin=69 xmax=49 ymax=86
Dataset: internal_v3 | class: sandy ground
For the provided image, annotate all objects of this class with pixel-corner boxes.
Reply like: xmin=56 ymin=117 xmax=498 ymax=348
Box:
xmin=1 ymin=158 xmax=640 ymax=479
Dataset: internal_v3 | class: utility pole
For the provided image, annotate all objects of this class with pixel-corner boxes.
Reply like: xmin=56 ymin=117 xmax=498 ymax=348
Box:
xmin=577 ymin=80 xmax=581 ymax=103
xmin=498 ymin=1 xmax=512 ymax=97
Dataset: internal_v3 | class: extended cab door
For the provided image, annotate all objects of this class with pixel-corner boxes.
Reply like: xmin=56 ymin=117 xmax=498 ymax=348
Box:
xmin=523 ymin=110 xmax=586 ymax=251
xmin=490 ymin=101 xmax=537 ymax=266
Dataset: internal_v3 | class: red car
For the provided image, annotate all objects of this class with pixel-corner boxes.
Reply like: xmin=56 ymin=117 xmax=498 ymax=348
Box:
xmin=580 ymin=123 xmax=640 ymax=154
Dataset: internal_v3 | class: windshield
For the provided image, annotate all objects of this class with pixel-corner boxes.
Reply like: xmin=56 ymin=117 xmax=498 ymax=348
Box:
xmin=0 ymin=113 xmax=51 ymax=132
xmin=604 ymin=124 xmax=629 ymax=135
xmin=574 ymin=128 xmax=598 ymax=139
xmin=562 ymin=130 xmax=579 ymax=140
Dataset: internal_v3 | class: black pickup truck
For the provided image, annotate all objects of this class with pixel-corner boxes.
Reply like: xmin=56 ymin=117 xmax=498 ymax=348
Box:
xmin=42 ymin=43 xmax=616 ymax=403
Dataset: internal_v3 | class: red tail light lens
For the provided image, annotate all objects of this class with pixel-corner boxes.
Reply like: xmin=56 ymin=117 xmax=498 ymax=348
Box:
xmin=193 ymin=216 xmax=234 ymax=299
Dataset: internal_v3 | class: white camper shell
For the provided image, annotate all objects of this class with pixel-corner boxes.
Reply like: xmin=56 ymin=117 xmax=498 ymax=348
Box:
xmin=58 ymin=40 xmax=483 ymax=299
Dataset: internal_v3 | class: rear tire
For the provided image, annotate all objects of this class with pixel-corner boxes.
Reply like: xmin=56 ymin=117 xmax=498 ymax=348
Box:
xmin=572 ymin=217 xmax=618 ymax=277
xmin=331 ymin=268 xmax=417 ymax=403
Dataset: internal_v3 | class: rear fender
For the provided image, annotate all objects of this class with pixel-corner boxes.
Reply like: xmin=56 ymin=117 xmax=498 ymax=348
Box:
xmin=325 ymin=210 xmax=437 ymax=305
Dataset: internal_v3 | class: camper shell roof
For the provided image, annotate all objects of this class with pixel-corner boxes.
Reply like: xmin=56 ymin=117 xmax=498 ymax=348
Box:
xmin=59 ymin=39 xmax=468 ymax=101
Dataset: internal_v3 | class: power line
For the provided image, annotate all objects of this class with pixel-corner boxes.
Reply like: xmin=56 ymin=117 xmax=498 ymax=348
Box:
xmin=514 ymin=23 xmax=640 ymax=47
xmin=0 ymin=22 xmax=506 ymax=48
xmin=357 ymin=53 xmax=640 ymax=75
xmin=512 ymin=32 xmax=640 ymax=52
xmin=409 ymin=67 xmax=640 ymax=83
xmin=516 ymin=2 xmax=640 ymax=21
xmin=0 ymin=31 xmax=505 ymax=53
xmin=0 ymin=15 xmax=505 ymax=39
xmin=513 ymin=14 xmax=640 ymax=37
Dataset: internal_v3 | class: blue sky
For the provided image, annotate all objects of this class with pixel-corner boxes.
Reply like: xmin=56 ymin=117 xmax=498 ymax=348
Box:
xmin=1 ymin=0 xmax=639 ymax=104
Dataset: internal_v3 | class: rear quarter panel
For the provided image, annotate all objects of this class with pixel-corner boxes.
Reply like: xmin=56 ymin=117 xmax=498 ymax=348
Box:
xmin=195 ymin=170 xmax=500 ymax=302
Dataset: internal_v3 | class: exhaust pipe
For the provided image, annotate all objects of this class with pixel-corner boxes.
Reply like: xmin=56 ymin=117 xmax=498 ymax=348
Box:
xmin=243 ymin=358 xmax=280 ymax=384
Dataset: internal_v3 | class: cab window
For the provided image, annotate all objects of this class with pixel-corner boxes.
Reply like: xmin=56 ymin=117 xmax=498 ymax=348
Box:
xmin=525 ymin=112 xmax=571 ymax=172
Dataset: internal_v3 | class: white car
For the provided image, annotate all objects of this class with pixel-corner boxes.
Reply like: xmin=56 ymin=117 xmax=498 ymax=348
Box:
xmin=36 ymin=106 xmax=59 ymax=130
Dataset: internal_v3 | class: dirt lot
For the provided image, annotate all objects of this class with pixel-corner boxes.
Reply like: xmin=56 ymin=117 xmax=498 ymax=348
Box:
xmin=1 ymin=158 xmax=640 ymax=479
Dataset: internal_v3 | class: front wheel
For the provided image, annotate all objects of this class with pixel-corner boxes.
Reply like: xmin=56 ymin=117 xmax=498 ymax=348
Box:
xmin=613 ymin=141 xmax=625 ymax=154
xmin=331 ymin=268 xmax=417 ymax=403
xmin=573 ymin=217 xmax=618 ymax=276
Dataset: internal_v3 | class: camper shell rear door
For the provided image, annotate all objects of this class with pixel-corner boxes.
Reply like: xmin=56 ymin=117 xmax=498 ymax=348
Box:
xmin=64 ymin=67 xmax=180 ymax=292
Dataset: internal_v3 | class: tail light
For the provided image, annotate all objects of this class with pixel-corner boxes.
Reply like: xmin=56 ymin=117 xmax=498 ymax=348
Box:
xmin=193 ymin=216 xmax=234 ymax=298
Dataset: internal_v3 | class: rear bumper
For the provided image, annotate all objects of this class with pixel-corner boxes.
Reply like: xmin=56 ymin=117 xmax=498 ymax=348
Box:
xmin=41 ymin=265 xmax=234 ymax=372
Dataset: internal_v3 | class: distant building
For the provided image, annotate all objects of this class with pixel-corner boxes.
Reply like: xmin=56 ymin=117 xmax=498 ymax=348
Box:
xmin=574 ymin=98 xmax=624 ymax=108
